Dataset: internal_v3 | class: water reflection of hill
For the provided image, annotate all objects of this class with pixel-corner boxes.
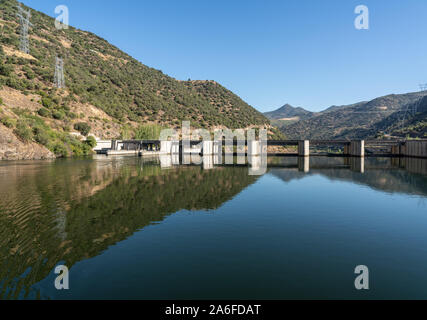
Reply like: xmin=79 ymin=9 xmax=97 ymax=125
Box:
xmin=269 ymin=157 xmax=427 ymax=197
xmin=1 ymin=156 xmax=426 ymax=299
xmin=0 ymin=158 xmax=258 ymax=299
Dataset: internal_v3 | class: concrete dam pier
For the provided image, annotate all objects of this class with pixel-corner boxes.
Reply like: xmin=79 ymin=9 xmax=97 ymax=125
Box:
xmin=94 ymin=139 xmax=427 ymax=159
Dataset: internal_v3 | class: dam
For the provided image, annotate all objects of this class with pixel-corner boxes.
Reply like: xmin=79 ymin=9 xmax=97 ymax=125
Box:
xmin=94 ymin=139 xmax=427 ymax=159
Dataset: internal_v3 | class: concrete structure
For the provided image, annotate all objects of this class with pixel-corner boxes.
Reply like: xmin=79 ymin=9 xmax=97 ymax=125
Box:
xmin=213 ymin=153 xmax=222 ymax=165
xmin=93 ymin=140 xmax=112 ymax=152
xmin=171 ymin=141 xmax=180 ymax=154
xmin=160 ymin=155 xmax=172 ymax=168
xmin=149 ymin=150 xmax=427 ymax=176
xmin=404 ymin=141 xmax=427 ymax=158
xmin=107 ymin=150 xmax=139 ymax=156
xmin=213 ymin=141 xmax=222 ymax=155
xmin=248 ymin=141 xmax=261 ymax=156
xmin=160 ymin=141 xmax=172 ymax=154
xmin=172 ymin=154 xmax=180 ymax=165
xmin=349 ymin=140 xmax=365 ymax=157
xmin=182 ymin=141 xmax=202 ymax=154
xmin=391 ymin=144 xmax=403 ymax=156
xmin=298 ymin=157 xmax=310 ymax=172
xmin=111 ymin=140 xmax=118 ymax=151
xmin=298 ymin=140 xmax=310 ymax=157
xmin=159 ymin=140 xmax=180 ymax=154
xmin=110 ymin=140 xmax=126 ymax=151
xmin=202 ymin=141 xmax=214 ymax=155
xmin=249 ymin=155 xmax=261 ymax=171
xmin=401 ymin=157 xmax=427 ymax=175
xmin=97 ymin=139 xmax=427 ymax=159
xmin=350 ymin=157 xmax=365 ymax=173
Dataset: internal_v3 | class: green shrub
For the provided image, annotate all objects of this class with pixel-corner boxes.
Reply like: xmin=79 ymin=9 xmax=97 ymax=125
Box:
xmin=14 ymin=121 xmax=33 ymax=142
xmin=53 ymin=143 xmax=69 ymax=157
xmin=74 ymin=122 xmax=91 ymax=136
xmin=37 ymin=108 xmax=50 ymax=117
xmin=65 ymin=135 xmax=93 ymax=156
xmin=33 ymin=126 xmax=50 ymax=146
xmin=1 ymin=116 xmax=16 ymax=128
xmin=0 ymin=64 xmax=13 ymax=77
xmin=67 ymin=112 xmax=78 ymax=119
xmin=120 ymin=125 xmax=132 ymax=139
xmin=134 ymin=124 xmax=165 ymax=140
xmin=85 ymin=136 xmax=97 ymax=148
xmin=41 ymin=97 xmax=53 ymax=109
xmin=6 ymin=77 xmax=24 ymax=90
xmin=25 ymin=70 xmax=36 ymax=80
xmin=52 ymin=110 xmax=65 ymax=120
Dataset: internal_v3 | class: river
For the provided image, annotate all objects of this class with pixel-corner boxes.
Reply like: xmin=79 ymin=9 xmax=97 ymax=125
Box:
xmin=0 ymin=155 xmax=426 ymax=299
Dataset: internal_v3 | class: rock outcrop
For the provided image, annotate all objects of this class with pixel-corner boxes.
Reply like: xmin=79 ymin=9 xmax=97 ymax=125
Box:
xmin=0 ymin=124 xmax=55 ymax=160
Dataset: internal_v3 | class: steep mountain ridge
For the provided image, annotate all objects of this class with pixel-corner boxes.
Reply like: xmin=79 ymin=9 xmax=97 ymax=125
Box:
xmin=279 ymin=91 xmax=427 ymax=139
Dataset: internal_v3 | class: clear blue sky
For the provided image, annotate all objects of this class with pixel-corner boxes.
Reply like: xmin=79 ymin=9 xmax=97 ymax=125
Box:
xmin=22 ymin=0 xmax=427 ymax=112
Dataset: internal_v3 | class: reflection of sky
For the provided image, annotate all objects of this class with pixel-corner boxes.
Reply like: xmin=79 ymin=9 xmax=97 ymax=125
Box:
xmin=35 ymin=171 xmax=427 ymax=300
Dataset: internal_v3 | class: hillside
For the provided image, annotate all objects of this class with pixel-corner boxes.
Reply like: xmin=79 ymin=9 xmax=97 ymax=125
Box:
xmin=264 ymin=103 xmax=315 ymax=132
xmin=264 ymin=104 xmax=313 ymax=120
xmin=0 ymin=0 xmax=281 ymax=159
xmin=281 ymin=91 xmax=427 ymax=140
xmin=373 ymin=96 xmax=427 ymax=139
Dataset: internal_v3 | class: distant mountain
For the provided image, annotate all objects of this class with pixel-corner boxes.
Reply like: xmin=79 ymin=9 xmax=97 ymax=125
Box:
xmin=264 ymin=104 xmax=313 ymax=120
xmin=281 ymin=91 xmax=427 ymax=140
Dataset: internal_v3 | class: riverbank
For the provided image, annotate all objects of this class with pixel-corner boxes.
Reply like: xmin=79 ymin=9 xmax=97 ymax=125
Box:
xmin=0 ymin=124 xmax=55 ymax=160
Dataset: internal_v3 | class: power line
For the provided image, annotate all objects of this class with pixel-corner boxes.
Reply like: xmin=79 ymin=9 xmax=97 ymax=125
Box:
xmin=54 ymin=56 xmax=65 ymax=89
xmin=16 ymin=3 xmax=32 ymax=54
xmin=398 ymin=97 xmax=422 ymax=133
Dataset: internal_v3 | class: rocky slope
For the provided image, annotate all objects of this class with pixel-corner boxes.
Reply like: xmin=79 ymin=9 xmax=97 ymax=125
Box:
xmin=0 ymin=122 xmax=54 ymax=160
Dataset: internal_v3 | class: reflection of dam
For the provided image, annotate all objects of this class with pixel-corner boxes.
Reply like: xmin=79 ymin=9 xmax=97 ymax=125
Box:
xmin=268 ymin=157 xmax=427 ymax=197
xmin=158 ymin=154 xmax=427 ymax=176
xmin=0 ymin=155 xmax=426 ymax=299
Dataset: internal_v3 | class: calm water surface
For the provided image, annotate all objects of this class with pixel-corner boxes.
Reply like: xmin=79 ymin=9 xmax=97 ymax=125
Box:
xmin=0 ymin=155 xmax=426 ymax=299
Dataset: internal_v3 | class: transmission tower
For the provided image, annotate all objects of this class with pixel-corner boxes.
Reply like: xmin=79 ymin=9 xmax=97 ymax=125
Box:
xmin=399 ymin=97 xmax=421 ymax=133
xmin=54 ymin=56 xmax=65 ymax=89
xmin=419 ymin=83 xmax=427 ymax=91
xmin=16 ymin=3 xmax=32 ymax=54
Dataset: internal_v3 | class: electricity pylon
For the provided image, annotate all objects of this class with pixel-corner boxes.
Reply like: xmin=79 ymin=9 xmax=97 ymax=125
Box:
xmin=399 ymin=97 xmax=422 ymax=133
xmin=16 ymin=3 xmax=32 ymax=54
xmin=54 ymin=56 xmax=65 ymax=89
